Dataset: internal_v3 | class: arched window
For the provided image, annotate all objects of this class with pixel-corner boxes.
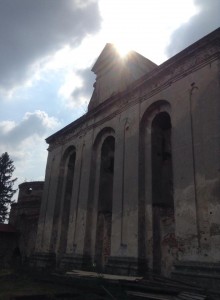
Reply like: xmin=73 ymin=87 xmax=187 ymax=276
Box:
xmin=151 ymin=112 xmax=174 ymax=274
xmin=152 ymin=112 xmax=173 ymax=208
xmin=139 ymin=101 xmax=176 ymax=276
xmin=84 ymin=127 xmax=115 ymax=272
xmin=50 ymin=146 xmax=76 ymax=257
xmin=59 ymin=149 xmax=76 ymax=255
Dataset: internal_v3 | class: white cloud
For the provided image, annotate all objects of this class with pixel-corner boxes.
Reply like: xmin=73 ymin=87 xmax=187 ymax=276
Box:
xmin=98 ymin=0 xmax=198 ymax=63
xmin=24 ymin=111 xmax=59 ymax=130
xmin=57 ymin=66 xmax=95 ymax=112
xmin=0 ymin=110 xmax=59 ymax=147
xmin=0 ymin=110 xmax=60 ymax=163
xmin=167 ymin=0 xmax=220 ymax=56
xmin=0 ymin=110 xmax=61 ymax=196
xmin=0 ymin=0 xmax=101 ymax=93
xmin=58 ymin=72 xmax=83 ymax=101
xmin=0 ymin=121 xmax=16 ymax=134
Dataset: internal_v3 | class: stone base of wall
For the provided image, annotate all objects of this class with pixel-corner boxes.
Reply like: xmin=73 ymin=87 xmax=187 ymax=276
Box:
xmin=60 ymin=254 xmax=92 ymax=272
xmin=105 ymin=256 xmax=146 ymax=276
xmin=29 ymin=252 xmax=56 ymax=270
xmin=172 ymin=261 xmax=220 ymax=289
xmin=29 ymin=253 xmax=148 ymax=276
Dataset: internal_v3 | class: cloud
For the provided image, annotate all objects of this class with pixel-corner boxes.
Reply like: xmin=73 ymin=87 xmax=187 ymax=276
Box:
xmin=58 ymin=67 xmax=95 ymax=110
xmin=166 ymin=0 xmax=220 ymax=57
xmin=71 ymin=68 xmax=96 ymax=100
xmin=0 ymin=110 xmax=59 ymax=147
xmin=68 ymin=67 xmax=95 ymax=110
xmin=0 ymin=0 xmax=101 ymax=91
xmin=0 ymin=110 xmax=61 ymax=188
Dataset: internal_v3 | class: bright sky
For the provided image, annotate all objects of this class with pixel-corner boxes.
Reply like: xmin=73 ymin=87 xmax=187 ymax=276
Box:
xmin=99 ymin=0 xmax=198 ymax=60
xmin=0 ymin=0 xmax=219 ymax=196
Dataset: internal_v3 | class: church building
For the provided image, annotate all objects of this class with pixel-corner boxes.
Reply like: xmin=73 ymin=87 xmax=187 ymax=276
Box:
xmin=32 ymin=28 xmax=220 ymax=281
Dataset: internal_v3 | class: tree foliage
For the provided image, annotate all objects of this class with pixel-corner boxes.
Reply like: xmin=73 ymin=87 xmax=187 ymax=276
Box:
xmin=0 ymin=152 xmax=17 ymax=223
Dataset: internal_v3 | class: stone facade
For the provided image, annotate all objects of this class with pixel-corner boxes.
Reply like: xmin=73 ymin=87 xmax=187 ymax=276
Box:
xmin=33 ymin=28 xmax=220 ymax=279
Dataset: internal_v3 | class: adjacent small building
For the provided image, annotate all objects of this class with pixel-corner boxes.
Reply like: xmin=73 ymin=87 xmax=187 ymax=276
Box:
xmin=10 ymin=181 xmax=44 ymax=262
xmin=30 ymin=28 xmax=220 ymax=283
xmin=0 ymin=182 xmax=43 ymax=267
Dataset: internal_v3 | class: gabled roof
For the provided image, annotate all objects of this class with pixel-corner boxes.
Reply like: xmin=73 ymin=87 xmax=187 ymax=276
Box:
xmin=88 ymin=43 xmax=157 ymax=110
xmin=92 ymin=43 xmax=116 ymax=74
xmin=91 ymin=43 xmax=157 ymax=75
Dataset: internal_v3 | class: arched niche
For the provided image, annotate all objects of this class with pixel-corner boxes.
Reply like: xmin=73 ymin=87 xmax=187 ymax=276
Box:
xmin=95 ymin=135 xmax=115 ymax=271
xmin=59 ymin=148 xmax=76 ymax=255
xmin=84 ymin=127 xmax=115 ymax=271
xmin=139 ymin=100 xmax=176 ymax=276
xmin=50 ymin=145 xmax=76 ymax=258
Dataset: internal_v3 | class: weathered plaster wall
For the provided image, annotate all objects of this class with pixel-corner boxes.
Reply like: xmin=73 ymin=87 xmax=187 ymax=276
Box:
xmin=34 ymin=29 xmax=220 ymax=276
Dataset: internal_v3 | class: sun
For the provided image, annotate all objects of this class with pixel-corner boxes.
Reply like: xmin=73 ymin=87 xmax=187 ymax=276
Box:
xmin=98 ymin=0 xmax=199 ymax=64
xmin=112 ymin=42 xmax=132 ymax=58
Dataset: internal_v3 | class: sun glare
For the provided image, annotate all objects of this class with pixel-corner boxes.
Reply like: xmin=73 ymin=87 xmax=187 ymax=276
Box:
xmin=99 ymin=0 xmax=198 ymax=63
xmin=113 ymin=43 xmax=131 ymax=58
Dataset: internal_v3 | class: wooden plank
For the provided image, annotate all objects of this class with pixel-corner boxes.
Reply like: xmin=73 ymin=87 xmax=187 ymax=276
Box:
xmin=126 ymin=290 xmax=173 ymax=299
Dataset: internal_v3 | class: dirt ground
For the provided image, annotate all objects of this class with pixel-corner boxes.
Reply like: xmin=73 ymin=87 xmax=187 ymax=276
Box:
xmin=0 ymin=269 xmax=127 ymax=299
xmin=1 ymin=268 xmax=218 ymax=300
